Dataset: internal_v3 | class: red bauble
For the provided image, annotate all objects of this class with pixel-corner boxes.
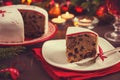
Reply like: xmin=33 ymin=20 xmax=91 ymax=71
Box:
xmin=96 ymin=5 xmax=107 ymax=17
xmin=74 ymin=6 xmax=83 ymax=13
xmin=4 ymin=0 xmax=13 ymax=6
xmin=61 ymin=5 xmax=69 ymax=12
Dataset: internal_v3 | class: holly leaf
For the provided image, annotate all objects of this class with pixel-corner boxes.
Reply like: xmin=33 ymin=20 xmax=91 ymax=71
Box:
xmin=92 ymin=0 xmax=101 ymax=6
xmin=81 ymin=2 xmax=90 ymax=9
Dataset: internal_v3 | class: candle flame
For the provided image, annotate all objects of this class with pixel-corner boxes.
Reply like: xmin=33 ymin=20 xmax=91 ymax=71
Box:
xmin=82 ymin=18 xmax=87 ymax=21
xmin=27 ymin=0 xmax=32 ymax=5
xmin=55 ymin=3 xmax=59 ymax=7
xmin=80 ymin=18 xmax=92 ymax=23
xmin=65 ymin=12 xmax=69 ymax=15
xmin=21 ymin=0 xmax=25 ymax=3
xmin=58 ymin=16 xmax=61 ymax=19
xmin=21 ymin=0 xmax=32 ymax=5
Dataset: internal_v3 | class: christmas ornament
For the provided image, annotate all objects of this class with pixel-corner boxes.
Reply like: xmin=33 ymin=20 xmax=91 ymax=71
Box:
xmin=96 ymin=5 xmax=107 ymax=17
xmin=66 ymin=0 xmax=71 ymax=6
xmin=61 ymin=4 xmax=68 ymax=13
xmin=49 ymin=3 xmax=61 ymax=18
xmin=49 ymin=0 xmax=55 ymax=6
xmin=74 ymin=6 xmax=83 ymax=13
xmin=96 ymin=5 xmax=115 ymax=25
xmin=4 ymin=0 xmax=13 ymax=6
xmin=0 ymin=68 xmax=20 ymax=80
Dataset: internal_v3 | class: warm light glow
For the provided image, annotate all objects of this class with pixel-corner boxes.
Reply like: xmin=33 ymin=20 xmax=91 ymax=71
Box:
xmin=79 ymin=18 xmax=92 ymax=27
xmin=51 ymin=16 xmax=66 ymax=24
xmin=65 ymin=12 xmax=69 ymax=15
xmin=58 ymin=16 xmax=61 ymax=19
xmin=61 ymin=11 xmax=74 ymax=19
xmin=21 ymin=0 xmax=25 ymax=3
xmin=27 ymin=0 xmax=32 ymax=5
xmin=81 ymin=18 xmax=88 ymax=22
xmin=80 ymin=18 xmax=92 ymax=22
xmin=21 ymin=0 xmax=32 ymax=5
xmin=55 ymin=3 xmax=59 ymax=8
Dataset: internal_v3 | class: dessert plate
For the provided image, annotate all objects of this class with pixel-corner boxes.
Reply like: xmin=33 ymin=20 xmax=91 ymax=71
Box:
xmin=73 ymin=16 xmax=99 ymax=29
xmin=42 ymin=37 xmax=120 ymax=71
xmin=0 ymin=22 xmax=57 ymax=46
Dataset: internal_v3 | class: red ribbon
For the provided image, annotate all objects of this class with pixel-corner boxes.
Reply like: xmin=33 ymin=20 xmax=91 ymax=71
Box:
xmin=0 ymin=10 xmax=6 ymax=17
xmin=0 ymin=68 xmax=19 ymax=80
xmin=98 ymin=46 xmax=107 ymax=61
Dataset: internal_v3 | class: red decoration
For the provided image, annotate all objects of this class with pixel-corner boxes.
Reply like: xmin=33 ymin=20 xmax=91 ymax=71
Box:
xmin=4 ymin=1 xmax=12 ymax=6
xmin=61 ymin=5 xmax=68 ymax=12
xmin=3 ymin=0 xmax=13 ymax=6
xmin=32 ymin=0 xmax=42 ymax=2
xmin=98 ymin=46 xmax=107 ymax=61
xmin=0 ymin=68 xmax=20 ymax=80
xmin=74 ymin=6 xmax=83 ymax=13
xmin=96 ymin=5 xmax=107 ymax=17
xmin=0 ymin=10 xmax=6 ymax=17
xmin=66 ymin=0 xmax=71 ymax=6
xmin=49 ymin=0 xmax=55 ymax=6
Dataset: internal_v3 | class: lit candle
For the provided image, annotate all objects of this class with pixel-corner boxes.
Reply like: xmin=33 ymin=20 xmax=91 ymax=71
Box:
xmin=73 ymin=17 xmax=79 ymax=27
xmin=61 ymin=12 xmax=74 ymax=20
xmin=21 ymin=0 xmax=32 ymax=5
xmin=78 ymin=18 xmax=92 ymax=27
xmin=51 ymin=16 xmax=66 ymax=24
xmin=49 ymin=3 xmax=61 ymax=18
xmin=27 ymin=0 xmax=32 ymax=5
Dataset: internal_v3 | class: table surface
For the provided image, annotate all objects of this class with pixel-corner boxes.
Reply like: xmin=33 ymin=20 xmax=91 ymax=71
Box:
xmin=0 ymin=20 xmax=120 ymax=80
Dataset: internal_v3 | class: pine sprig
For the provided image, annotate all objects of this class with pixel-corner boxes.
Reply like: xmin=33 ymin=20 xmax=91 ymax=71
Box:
xmin=0 ymin=46 xmax=26 ymax=60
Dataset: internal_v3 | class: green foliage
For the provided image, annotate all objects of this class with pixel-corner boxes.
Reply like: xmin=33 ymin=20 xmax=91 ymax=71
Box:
xmin=12 ymin=0 xmax=21 ymax=4
xmin=71 ymin=0 xmax=105 ymax=16
xmin=70 ymin=0 xmax=85 ymax=6
xmin=0 ymin=46 xmax=26 ymax=60
xmin=31 ymin=0 xmax=51 ymax=11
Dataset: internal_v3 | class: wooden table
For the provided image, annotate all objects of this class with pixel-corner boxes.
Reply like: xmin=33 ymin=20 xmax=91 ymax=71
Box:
xmin=0 ymin=21 xmax=120 ymax=80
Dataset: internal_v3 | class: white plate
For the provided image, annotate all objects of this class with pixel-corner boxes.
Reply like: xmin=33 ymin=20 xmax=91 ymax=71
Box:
xmin=42 ymin=37 xmax=120 ymax=71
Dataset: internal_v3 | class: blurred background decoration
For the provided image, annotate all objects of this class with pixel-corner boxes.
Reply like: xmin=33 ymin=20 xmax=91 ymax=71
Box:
xmin=6 ymin=0 xmax=114 ymax=24
xmin=12 ymin=0 xmax=105 ymax=15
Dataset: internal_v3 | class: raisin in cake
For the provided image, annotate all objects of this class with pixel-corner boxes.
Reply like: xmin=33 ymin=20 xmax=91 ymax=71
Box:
xmin=66 ymin=27 xmax=98 ymax=63
xmin=0 ymin=7 xmax=24 ymax=43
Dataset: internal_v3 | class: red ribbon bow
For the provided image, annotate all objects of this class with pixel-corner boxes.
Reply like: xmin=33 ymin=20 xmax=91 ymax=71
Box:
xmin=98 ymin=46 xmax=107 ymax=61
xmin=0 ymin=10 xmax=6 ymax=17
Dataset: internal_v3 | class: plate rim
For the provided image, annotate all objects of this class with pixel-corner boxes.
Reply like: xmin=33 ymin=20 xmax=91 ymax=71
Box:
xmin=42 ymin=38 xmax=120 ymax=71
xmin=0 ymin=22 xmax=57 ymax=46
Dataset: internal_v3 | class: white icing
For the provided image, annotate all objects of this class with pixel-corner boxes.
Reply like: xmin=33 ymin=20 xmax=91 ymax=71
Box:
xmin=66 ymin=27 xmax=98 ymax=35
xmin=0 ymin=7 xmax=24 ymax=43
xmin=0 ymin=5 xmax=48 ymax=43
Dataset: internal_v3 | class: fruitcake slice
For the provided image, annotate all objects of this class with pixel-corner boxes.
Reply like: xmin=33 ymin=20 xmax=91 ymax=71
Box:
xmin=66 ymin=27 xmax=98 ymax=63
